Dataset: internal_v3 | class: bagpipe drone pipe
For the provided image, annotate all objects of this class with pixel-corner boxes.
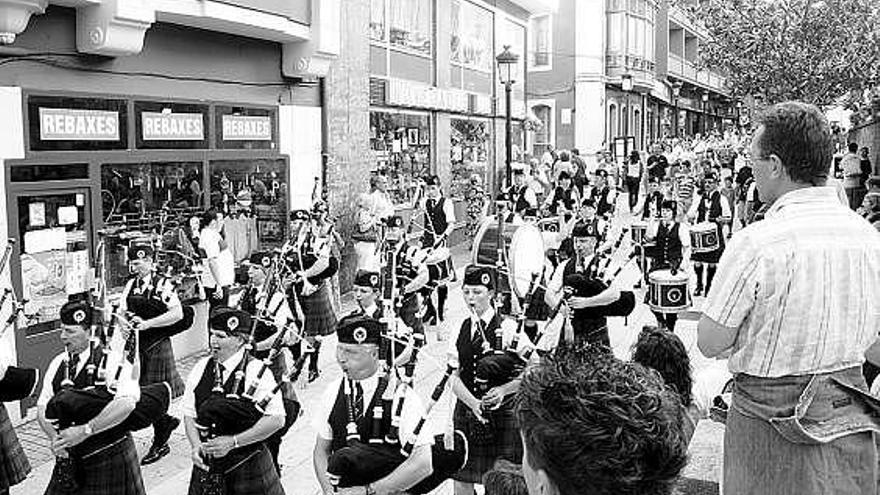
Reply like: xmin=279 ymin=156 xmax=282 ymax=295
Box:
xmin=126 ymin=283 xmax=195 ymax=353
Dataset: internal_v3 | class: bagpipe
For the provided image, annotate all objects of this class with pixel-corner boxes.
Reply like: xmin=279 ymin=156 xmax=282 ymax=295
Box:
xmin=326 ymin=364 xmax=467 ymax=494
xmin=285 ymin=208 xmax=339 ymax=290
xmin=125 ymin=277 xmax=195 ymax=353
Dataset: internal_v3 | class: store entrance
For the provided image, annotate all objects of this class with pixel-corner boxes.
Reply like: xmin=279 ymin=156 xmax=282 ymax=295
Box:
xmin=10 ymin=187 xmax=92 ymax=413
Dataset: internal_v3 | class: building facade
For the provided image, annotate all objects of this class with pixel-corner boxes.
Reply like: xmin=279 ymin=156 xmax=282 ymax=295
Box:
xmin=0 ymin=0 xmax=338 ymax=419
xmin=527 ymin=0 xmax=732 ymax=158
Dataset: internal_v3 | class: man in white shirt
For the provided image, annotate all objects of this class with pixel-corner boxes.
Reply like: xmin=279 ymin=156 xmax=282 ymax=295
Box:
xmin=37 ymin=300 xmax=145 ymax=495
xmin=841 ymin=142 xmax=865 ymax=210
xmin=354 ymin=175 xmax=396 ymax=272
xmin=312 ymin=316 xmax=462 ymax=495
xmin=199 ymin=209 xmax=235 ymax=308
xmin=182 ymin=307 xmax=286 ymax=495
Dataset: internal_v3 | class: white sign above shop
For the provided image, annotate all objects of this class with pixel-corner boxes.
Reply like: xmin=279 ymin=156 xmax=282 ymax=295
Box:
xmin=222 ymin=115 xmax=272 ymax=141
xmin=39 ymin=108 xmax=119 ymax=141
xmin=142 ymin=112 xmax=204 ymax=141
xmin=387 ymin=79 xmax=469 ymax=113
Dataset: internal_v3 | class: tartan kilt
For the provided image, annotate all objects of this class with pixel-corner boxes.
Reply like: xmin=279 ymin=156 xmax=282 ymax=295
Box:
xmin=139 ymin=338 xmax=184 ymax=398
xmin=452 ymin=398 xmax=522 ymax=483
xmin=45 ymin=435 xmax=145 ymax=495
xmin=300 ymin=284 xmax=337 ymax=337
xmin=187 ymin=445 xmax=284 ymax=495
xmin=0 ymin=404 xmax=30 ymax=490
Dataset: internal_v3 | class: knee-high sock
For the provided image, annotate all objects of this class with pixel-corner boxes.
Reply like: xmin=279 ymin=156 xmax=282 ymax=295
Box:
xmin=437 ymin=285 xmax=448 ymax=320
xmin=695 ymin=265 xmax=704 ymax=289
xmin=308 ymin=339 xmax=322 ymax=373
xmin=667 ymin=313 xmax=678 ymax=332
xmin=706 ymin=265 xmax=717 ymax=292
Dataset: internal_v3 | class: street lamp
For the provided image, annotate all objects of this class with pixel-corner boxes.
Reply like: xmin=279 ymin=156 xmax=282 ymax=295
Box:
xmin=735 ymin=100 xmax=743 ymax=132
xmin=701 ymin=90 xmax=710 ymax=136
xmin=496 ymin=45 xmax=519 ymax=190
xmin=622 ymin=73 xmax=634 ymax=144
xmin=672 ymin=81 xmax=682 ymax=138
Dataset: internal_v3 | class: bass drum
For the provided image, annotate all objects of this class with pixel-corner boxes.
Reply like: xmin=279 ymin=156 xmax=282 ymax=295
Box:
xmin=471 ymin=218 xmax=544 ymax=299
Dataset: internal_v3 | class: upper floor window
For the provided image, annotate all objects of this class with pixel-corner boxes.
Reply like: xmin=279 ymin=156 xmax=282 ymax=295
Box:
xmin=371 ymin=0 xmax=433 ymax=55
xmin=530 ymin=14 xmax=552 ymax=69
xmin=451 ymin=0 xmax=494 ymax=72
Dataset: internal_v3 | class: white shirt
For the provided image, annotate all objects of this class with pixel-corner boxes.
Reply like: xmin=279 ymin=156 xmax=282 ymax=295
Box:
xmin=368 ymin=190 xmax=395 ymax=219
xmin=119 ymin=273 xmax=181 ymax=313
xmin=38 ymin=335 xmax=141 ymax=407
xmin=687 ymin=189 xmax=732 ymax=221
xmin=445 ymin=308 xmax=524 ymax=369
xmin=311 ymin=372 xmax=432 ymax=447
xmin=199 ymin=228 xmax=235 ymax=288
xmin=180 ymin=349 xmax=285 ymax=418
xmin=703 ymin=186 xmax=880 ymax=377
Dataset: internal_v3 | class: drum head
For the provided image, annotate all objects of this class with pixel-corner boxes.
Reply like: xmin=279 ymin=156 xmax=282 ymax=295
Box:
xmin=508 ymin=224 xmax=545 ymax=298
xmin=649 ymin=269 xmax=689 ymax=284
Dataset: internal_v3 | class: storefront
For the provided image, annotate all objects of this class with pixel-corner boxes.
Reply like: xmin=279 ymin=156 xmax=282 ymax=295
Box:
xmin=3 ymin=92 xmax=290 ymax=411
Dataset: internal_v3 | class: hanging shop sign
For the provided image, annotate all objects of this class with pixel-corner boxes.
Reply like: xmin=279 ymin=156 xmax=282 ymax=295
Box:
xmin=141 ymin=112 xmax=204 ymax=141
xmin=387 ymin=78 xmax=469 ymax=113
xmin=222 ymin=115 xmax=273 ymax=141
xmin=38 ymin=108 xmax=120 ymax=141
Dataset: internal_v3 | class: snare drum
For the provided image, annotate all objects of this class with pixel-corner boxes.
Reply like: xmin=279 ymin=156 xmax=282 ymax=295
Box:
xmin=630 ymin=221 xmax=648 ymax=245
xmin=690 ymin=222 xmax=720 ymax=253
xmin=647 ymin=269 xmax=691 ymax=313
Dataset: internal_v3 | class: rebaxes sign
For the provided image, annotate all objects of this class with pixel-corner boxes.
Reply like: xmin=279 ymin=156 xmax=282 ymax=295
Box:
xmin=222 ymin=115 xmax=272 ymax=141
xmin=142 ymin=112 xmax=204 ymax=141
xmin=39 ymin=108 xmax=120 ymax=141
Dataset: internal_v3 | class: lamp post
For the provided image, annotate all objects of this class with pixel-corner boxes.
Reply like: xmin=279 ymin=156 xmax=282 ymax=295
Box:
xmin=735 ymin=100 xmax=743 ymax=132
xmin=622 ymin=73 xmax=634 ymax=146
xmin=496 ymin=45 xmax=519 ymax=191
xmin=701 ymin=90 xmax=710 ymax=136
xmin=672 ymin=81 xmax=682 ymax=138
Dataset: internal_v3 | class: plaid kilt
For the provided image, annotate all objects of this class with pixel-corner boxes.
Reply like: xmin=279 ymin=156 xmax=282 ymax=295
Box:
xmin=187 ymin=445 xmax=284 ymax=495
xmin=0 ymin=404 xmax=30 ymax=490
xmin=44 ymin=435 xmax=145 ymax=495
xmin=300 ymin=284 xmax=337 ymax=337
xmin=452 ymin=398 xmax=522 ymax=483
xmin=139 ymin=338 xmax=184 ymax=398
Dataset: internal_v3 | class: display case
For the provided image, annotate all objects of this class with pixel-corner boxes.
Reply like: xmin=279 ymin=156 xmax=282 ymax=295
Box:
xmin=370 ymin=111 xmax=432 ymax=206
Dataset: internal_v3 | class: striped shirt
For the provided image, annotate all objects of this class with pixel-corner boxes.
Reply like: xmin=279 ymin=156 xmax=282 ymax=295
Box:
xmin=703 ymin=186 xmax=880 ymax=377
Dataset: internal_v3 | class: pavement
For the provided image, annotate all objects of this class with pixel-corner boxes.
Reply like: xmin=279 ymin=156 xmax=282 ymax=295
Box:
xmin=11 ymin=197 xmax=727 ymax=495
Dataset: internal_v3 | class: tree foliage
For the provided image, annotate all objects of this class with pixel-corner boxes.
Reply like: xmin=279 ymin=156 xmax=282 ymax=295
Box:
xmin=687 ymin=0 xmax=880 ymax=107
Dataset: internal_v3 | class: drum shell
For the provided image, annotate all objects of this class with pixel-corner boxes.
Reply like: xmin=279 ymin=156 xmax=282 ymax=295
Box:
xmin=690 ymin=223 xmax=720 ymax=254
xmin=630 ymin=222 xmax=648 ymax=245
xmin=647 ymin=271 xmax=691 ymax=313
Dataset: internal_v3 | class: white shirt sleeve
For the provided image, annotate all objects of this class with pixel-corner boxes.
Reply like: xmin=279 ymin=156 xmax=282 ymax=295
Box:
xmin=398 ymin=388 xmax=433 ymax=447
xmin=118 ymin=279 xmax=134 ymax=313
xmin=180 ymin=357 xmax=209 ymax=418
xmin=312 ymin=379 xmax=343 ymax=440
xmin=679 ymin=223 xmax=691 ymax=249
xmin=525 ymin=188 xmax=538 ymax=208
xmin=199 ymin=230 xmax=221 ymax=259
xmin=37 ymin=354 xmax=65 ymax=408
xmin=446 ymin=321 xmax=463 ymax=370
xmin=443 ymin=198 xmax=456 ymax=226
xmin=719 ymin=192 xmax=733 ymax=218
xmin=249 ymin=358 xmax=285 ymax=417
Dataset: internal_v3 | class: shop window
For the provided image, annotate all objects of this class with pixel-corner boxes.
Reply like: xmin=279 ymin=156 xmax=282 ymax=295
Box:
xmin=372 ymin=0 xmax=433 ymax=55
xmin=100 ymin=162 xmax=204 ymax=291
xmin=533 ymin=104 xmax=552 ymax=148
xmin=370 ymin=111 xmax=431 ymax=206
xmin=209 ymin=159 xmax=289 ymax=259
xmin=450 ymin=119 xmax=491 ymax=200
xmin=451 ymin=0 xmax=494 ymax=72
xmin=530 ymin=14 xmax=552 ymax=69
xmin=11 ymin=163 xmax=88 ymax=182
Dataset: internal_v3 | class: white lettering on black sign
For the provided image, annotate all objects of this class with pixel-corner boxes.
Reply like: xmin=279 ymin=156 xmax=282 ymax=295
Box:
xmin=222 ymin=115 xmax=272 ymax=141
xmin=39 ymin=108 xmax=119 ymax=141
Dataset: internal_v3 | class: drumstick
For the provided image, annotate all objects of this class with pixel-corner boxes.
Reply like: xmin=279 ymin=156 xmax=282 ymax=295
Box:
xmin=1 ymin=300 xmax=26 ymax=335
xmin=0 ymin=239 xmax=15 ymax=277
xmin=508 ymin=272 xmax=540 ymax=353
xmin=0 ymin=288 xmax=12 ymax=313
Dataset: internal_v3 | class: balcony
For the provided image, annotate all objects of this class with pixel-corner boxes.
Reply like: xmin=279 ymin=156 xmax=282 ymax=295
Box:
xmin=606 ymin=53 xmax=656 ymax=92
xmin=668 ymin=2 xmax=709 ymax=40
xmin=668 ymin=53 xmax=726 ymax=94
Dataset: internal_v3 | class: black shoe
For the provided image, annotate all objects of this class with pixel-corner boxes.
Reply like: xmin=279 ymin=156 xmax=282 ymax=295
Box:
xmin=695 ymin=287 xmax=703 ymax=297
xmin=634 ymin=281 xmax=642 ymax=289
xmin=141 ymin=443 xmax=171 ymax=465
xmin=308 ymin=369 xmax=320 ymax=383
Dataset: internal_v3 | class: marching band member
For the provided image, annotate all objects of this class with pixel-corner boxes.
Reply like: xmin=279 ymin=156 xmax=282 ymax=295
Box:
xmin=504 ymin=163 xmax=538 ymax=218
xmin=589 ymin=169 xmax=616 ymax=220
xmin=118 ymin=244 xmax=184 ymax=466
xmin=37 ymin=300 xmax=145 ymax=495
xmin=644 ymin=200 xmax=691 ymax=332
xmin=560 ymin=198 xmax=607 ymax=243
xmin=312 ymin=316 xmax=461 ymax=495
xmin=0 ymin=351 xmax=32 ymax=495
xmin=447 ymin=266 xmax=525 ymax=495
xmin=541 ymin=170 xmax=580 ymax=221
xmin=420 ymin=176 xmax=456 ymax=325
xmin=286 ymin=209 xmax=337 ymax=383
xmin=353 ymin=175 xmax=395 ymax=272
xmin=182 ymin=307 xmax=286 ymax=495
xmin=349 ymin=269 xmax=414 ymax=370
xmin=642 ymin=177 xmax=664 ymax=220
xmin=686 ymin=173 xmax=732 ymax=296
xmin=239 ymin=252 xmax=302 ymax=473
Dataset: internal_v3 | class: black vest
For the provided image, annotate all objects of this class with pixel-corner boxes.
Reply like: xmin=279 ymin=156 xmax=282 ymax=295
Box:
xmin=422 ymin=197 xmax=448 ymax=247
xmin=560 ymin=259 xmax=611 ymax=346
xmin=454 ymin=313 xmax=503 ymax=394
xmin=328 ymin=375 xmax=392 ymax=452
xmin=549 ymin=186 xmax=576 ymax=214
xmin=51 ymin=347 xmax=103 ymax=394
xmin=697 ymin=190 xmax=723 ymax=223
xmin=592 ymin=187 xmax=613 ymax=216
xmin=508 ymin=185 xmax=531 ymax=214
xmin=642 ymin=191 xmax=663 ymax=219
xmin=654 ymin=222 xmax=683 ymax=269
xmin=125 ymin=276 xmax=170 ymax=318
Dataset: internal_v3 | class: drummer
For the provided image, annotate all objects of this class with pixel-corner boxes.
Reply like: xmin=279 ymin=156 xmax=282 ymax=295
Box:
xmin=641 ymin=177 xmax=664 ymax=221
xmin=686 ymin=173 xmax=732 ymax=296
xmin=561 ymin=198 xmax=607 ymax=243
xmin=504 ymin=163 xmax=539 ymax=218
xmin=542 ymin=170 xmax=580 ymax=221
xmin=420 ymin=175 xmax=456 ymax=326
xmin=589 ymin=169 xmax=616 ymax=220
xmin=645 ymin=200 xmax=691 ymax=331
xmin=37 ymin=300 xmax=146 ymax=495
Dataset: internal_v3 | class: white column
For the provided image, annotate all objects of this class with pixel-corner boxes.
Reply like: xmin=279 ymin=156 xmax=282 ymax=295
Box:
xmin=0 ymin=86 xmax=25 ymax=424
xmin=279 ymin=105 xmax=323 ymax=210
xmin=574 ymin=0 xmax=606 ymax=152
